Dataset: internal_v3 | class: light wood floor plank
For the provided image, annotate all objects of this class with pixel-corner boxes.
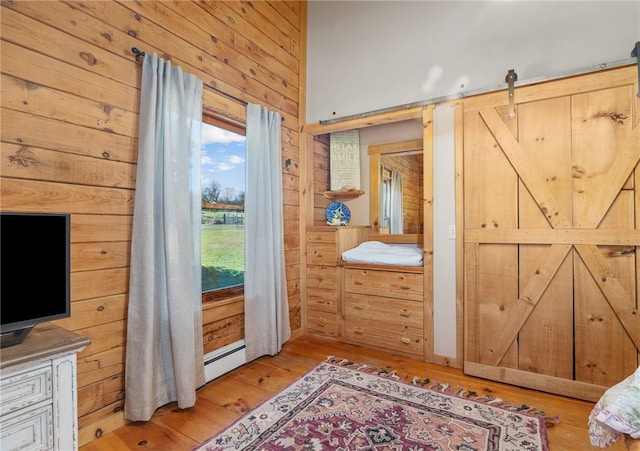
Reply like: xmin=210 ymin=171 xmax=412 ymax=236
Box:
xmin=80 ymin=336 xmax=624 ymax=450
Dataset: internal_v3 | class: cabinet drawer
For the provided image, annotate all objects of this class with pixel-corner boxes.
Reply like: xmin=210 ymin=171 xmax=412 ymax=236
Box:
xmin=307 ymin=309 xmax=337 ymax=337
xmin=307 ymin=243 xmax=338 ymax=266
xmin=307 ymin=288 xmax=337 ymax=313
xmin=0 ymin=404 xmax=53 ymax=451
xmin=306 ymin=231 xmax=337 ymax=244
xmin=345 ymin=294 xmax=422 ymax=327
xmin=307 ymin=266 xmax=338 ymax=290
xmin=0 ymin=366 xmax=52 ymax=417
xmin=345 ymin=268 xmax=423 ymax=301
xmin=345 ymin=317 xmax=423 ymax=357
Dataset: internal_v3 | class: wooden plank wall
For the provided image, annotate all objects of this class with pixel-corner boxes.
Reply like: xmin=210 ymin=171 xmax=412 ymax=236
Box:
xmin=0 ymin=0 xmax=305 ymax=445
xmin=312 ymin=134 xmax=331 ymax=224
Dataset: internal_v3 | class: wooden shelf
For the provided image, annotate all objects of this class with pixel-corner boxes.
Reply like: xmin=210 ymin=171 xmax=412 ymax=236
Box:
xmin=322 ymin=190 xmax=364 ymax=201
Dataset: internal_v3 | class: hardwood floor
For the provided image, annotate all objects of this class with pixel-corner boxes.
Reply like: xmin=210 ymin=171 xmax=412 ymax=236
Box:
xmin=80 ymin=336 xmax=622 ymax=450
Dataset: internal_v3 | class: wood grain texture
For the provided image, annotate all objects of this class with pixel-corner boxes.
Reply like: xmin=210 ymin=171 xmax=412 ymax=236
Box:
xmin=79 ymin=336 xmax=624 ymax=451
xmin=463 ymin=65 xmax=639 ymax=399
xmin=1 ymin=1 xmax=305 ymax=445
xmin=304 ymin=227 xmax=369 ymax=341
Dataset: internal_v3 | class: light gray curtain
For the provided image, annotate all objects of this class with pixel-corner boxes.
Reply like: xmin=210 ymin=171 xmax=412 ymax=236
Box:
xmin=380 ymin=164 xmax=389 ymax=229
xmin=244 ymin=104 xmax=290 ymax=362
xmin=389 ymin=170 xmax=404 ymax=234
xmin=125 ymin=53 xmax=205 ymax=422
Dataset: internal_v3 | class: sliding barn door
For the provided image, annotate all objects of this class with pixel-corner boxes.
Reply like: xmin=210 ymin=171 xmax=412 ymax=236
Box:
xmin=463 ymin=65 xmax=640 ymax=401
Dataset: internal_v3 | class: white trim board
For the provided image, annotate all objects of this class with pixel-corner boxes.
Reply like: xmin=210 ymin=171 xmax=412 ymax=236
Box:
xmin=203 ymin=340 xmax=246 ymax=383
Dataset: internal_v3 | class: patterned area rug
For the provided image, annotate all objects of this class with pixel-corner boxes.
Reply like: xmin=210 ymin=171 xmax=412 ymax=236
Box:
xmin=196 ymin=357 xmax=558 ymax=451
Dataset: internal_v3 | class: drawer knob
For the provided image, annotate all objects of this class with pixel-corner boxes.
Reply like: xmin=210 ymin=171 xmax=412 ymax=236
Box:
xmin=399 ymin=309 xmax=410 ymax=317
xmin=353 ymin=305 xmax=364 ymax=310
xmin=354 ymin=328 xmax=364 ymax=335
xmin=400 ymin=285 xmax=410 ymax=290
xmin=400 ymin=337 xmax=411 ymax=344
xmin=317 ymin=318 xmax=326 ymax=326
xmin=354 ymin=280 xmax=363 ymax=285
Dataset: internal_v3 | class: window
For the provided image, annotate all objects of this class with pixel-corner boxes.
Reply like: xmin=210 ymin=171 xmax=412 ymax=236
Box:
xmin=201 ymin=121 xmax=246 ymax=299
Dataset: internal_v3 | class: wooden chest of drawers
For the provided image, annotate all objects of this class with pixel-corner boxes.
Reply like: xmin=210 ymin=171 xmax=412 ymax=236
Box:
xmin=343 ymin=265 xmax=424 ymax=357
xmin=305 ymin=226 xmax=368 ymax=339
xmin=303 ymin=227 xmax=426 ymax=358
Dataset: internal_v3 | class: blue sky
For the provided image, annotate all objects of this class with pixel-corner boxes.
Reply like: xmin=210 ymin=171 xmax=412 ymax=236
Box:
xmin=201 ymin=123 xmax=246 ymax=196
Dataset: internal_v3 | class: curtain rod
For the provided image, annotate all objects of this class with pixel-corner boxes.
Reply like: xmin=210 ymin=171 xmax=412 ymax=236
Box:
xmin=132 ymin=47 xmax=248 ymax=107
xmin=131 ymin=48 xmax=284 ymax=122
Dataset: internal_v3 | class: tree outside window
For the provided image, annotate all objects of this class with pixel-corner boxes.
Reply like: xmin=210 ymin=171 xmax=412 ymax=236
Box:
xmin=201 ymin=122 xmax=246 ymax=294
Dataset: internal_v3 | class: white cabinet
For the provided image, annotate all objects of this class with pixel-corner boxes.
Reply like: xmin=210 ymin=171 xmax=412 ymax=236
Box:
xmin=0 ymin=324 xmax=89 ymax=451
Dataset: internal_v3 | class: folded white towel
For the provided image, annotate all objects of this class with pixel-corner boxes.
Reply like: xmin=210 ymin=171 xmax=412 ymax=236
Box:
xmin=341 ymin=241 xmax=423 ymax=266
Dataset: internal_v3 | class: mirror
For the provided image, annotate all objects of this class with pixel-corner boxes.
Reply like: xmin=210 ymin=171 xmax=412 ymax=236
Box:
xmin=369 ymin=139 xmax=423 ymax=241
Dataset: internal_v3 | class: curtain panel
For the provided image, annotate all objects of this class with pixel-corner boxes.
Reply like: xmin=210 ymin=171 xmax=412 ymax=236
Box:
xmin=244 ymin=104 xmax=291 ymax=362
xmin=389 ymin=170 xmax=404 ymax=234
xmin=125 ymin=53 xmax=205 ymax=422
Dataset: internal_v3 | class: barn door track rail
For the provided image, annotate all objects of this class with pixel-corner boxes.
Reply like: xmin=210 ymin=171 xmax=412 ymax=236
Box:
xmin=632 ymin=41 xmax=640 ymax=98
xmin=319 ymin=44 xmax=640 ymax=125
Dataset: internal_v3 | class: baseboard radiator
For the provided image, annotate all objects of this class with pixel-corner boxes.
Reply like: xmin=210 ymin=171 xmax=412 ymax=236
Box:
xmin=203 ymin=339 xmax=247 ymax=383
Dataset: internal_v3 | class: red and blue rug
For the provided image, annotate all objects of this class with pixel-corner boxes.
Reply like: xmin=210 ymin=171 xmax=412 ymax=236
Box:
xmin=196 ymin=357 xmax=557 ymax=450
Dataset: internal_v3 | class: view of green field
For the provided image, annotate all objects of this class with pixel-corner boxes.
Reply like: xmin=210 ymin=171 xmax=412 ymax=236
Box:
xmin=201 ymin=221 xmax=244 ymax=292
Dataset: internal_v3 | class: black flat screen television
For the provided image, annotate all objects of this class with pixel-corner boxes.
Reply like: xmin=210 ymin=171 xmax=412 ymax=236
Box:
xmin=0 ymin=211 xmax=71 ymax=348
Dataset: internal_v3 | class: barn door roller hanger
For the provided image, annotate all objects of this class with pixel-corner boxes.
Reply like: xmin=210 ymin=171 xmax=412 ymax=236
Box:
xmin=505 ymin=69 xmax=518 ymax=119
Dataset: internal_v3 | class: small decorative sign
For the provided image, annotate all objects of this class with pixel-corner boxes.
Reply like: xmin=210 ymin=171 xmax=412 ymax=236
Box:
xmin=330 ymin=130 xmax=361 ymax=191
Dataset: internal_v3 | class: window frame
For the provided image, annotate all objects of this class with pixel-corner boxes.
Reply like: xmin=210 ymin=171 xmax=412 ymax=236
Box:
xmin=201 ymin=113 xmax=246 ymax=303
